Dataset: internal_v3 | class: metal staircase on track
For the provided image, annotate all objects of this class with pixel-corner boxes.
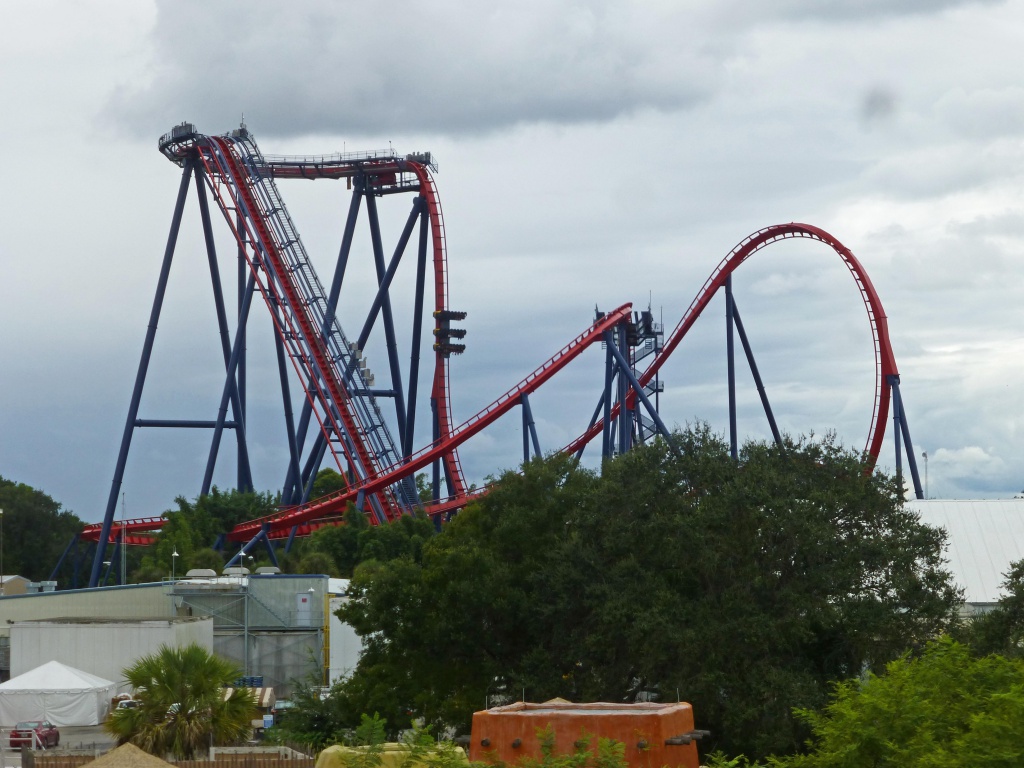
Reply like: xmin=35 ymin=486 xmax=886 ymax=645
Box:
xmin=205 ymin=131 xmax=419 ymax=518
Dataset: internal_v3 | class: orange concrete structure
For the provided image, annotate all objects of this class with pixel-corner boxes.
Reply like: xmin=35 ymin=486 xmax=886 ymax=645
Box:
xmin=469 ymin=700 xmax=702 ymax=768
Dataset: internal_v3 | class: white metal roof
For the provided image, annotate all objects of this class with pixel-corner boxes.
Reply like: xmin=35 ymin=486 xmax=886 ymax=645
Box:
xmin=908 ymin=499 xmax=1024 ymax=605
xmin=0 ymin=660 xmax=114 ymax=691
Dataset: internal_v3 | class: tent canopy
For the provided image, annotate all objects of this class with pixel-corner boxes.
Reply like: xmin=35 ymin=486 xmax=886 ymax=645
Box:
xmin=0 ymin=660 xmax=116 ymax=726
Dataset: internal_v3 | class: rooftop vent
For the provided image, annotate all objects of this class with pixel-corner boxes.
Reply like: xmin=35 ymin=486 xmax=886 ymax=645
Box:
xmin=185 ymin=569 xmax=218 ymax=579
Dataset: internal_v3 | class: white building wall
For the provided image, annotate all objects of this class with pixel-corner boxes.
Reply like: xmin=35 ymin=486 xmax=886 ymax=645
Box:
xmin=11 ymin=618 xmax=213 ymax=690
xmin=328 ymin=595 xmax=362 ymax=685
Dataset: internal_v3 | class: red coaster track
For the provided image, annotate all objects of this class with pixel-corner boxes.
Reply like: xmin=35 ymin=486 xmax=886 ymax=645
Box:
xmin=84 ymin=125 xmax=909 ymax=573
xmin=563 ymin=223 xmax=898 ymax=470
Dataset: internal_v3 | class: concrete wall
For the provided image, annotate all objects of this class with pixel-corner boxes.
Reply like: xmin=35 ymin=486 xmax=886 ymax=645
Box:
xmin=11 ymin=618 xmax=213 ymax=688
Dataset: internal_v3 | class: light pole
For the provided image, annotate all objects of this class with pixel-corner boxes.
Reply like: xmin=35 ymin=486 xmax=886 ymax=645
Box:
xmin=922 ymin=451 xmax=929 ymax=500
xmin=120 ymin=492 xmax=127 ymax=585
xmin=171 ymin=548 xmax=179 ymax=582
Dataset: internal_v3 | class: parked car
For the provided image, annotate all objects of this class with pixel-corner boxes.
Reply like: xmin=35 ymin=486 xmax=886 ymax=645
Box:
xmin=270 ymin=699 xmax=294 ymax=721
xmin=116 ymin=699 xmax=140 ymax=710
xmin=9 ymin=721 xmax=59 ymax=748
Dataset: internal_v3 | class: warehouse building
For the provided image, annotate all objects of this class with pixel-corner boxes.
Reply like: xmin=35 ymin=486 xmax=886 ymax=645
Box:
xmin=908 ymin=498 xmax=1024 ymax=613
xmin=0 ymin=572 xmax=361 ymax=696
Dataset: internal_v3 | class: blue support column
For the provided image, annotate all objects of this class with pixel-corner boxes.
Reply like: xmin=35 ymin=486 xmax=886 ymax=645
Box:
xmin=261 ymin=524 xmax=279 ymax=568
xmin=225 ymin=536 xmax=259 ymax=568
xmin=196 ymin=167 xmax=253 ymax=491
xmin=616 ymin=324 xmax=631 ymax=455
xmin=299 ymin=433 xmax=330 ymax=504
xmin=272 ymin=299 xmax=302 ymax=496
xmin=726 ymin=274 xmax=738 ymax=460
xmin=237 ymin=212 xmax=248 ymax=490
xmin=521 ymin=392 xmax=541 ymax=463
xmin=575 ymin=391 xmax=607 ymax=461
xmin=732 ymin=302 xmax=783 ymax=448
xmin=602 ymin=337 xmax=615 ymax=459
xmin=75 ymin=543 xmax=95 ymax=589
xmin=603 ymin=331 xmax=679 ymax=454
xmin=891 ymin=377 xmax=924 ymax=499
xmin=364 ymin=190 xmax=409 ymax=448
xmin=202 ymin=270 xmax=259 ymax=495
xmin=355 ymin=198 xmax=424 ymax=354
xmin=49 ymin=534 xmax=79 ymax=582
xmin=91 ymin=160 xmax=194 ymax=588
xmin=891 ymin=376 xmax=904 ymax=486
xmin=405 ymin=202 xmax=429 ymax=458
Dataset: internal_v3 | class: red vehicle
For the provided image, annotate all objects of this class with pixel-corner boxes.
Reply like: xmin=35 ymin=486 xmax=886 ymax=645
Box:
xmin=9 ymin=721 xmax=59 ymax=749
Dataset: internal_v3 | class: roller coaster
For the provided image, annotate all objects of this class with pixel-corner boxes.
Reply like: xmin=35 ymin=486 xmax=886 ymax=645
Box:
xmin=63 ymin=124 xmax=923 ymax=588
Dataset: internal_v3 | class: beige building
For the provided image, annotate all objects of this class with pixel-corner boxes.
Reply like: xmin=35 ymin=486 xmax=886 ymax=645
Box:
xmin=0 ymin=576 xmax=32 ymax=597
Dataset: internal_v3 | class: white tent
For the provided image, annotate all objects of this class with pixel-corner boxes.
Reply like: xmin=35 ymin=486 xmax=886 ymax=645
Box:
xmin=0 ymin=660 xmax=116 ymax=726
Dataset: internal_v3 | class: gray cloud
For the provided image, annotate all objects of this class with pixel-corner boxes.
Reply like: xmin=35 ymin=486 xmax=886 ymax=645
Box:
xmin=765 ymin=0 xmax=1001 ymax=22
xmin=104 ymin=1 xmax=718 ymax=139
xmin=6 ymin=0 xmax=1024 ymax=523
xmin=103 ymin=0 xmax=999 ymax=141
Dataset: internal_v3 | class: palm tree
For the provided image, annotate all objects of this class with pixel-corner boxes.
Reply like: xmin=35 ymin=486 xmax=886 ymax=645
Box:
xmin=105 ymin=643 xmax=257 ymax=759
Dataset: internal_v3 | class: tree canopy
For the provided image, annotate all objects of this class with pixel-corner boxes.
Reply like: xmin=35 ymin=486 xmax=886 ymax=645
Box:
xmin=954 ymin=558 xmax=1024 ymax=658
xmin=334 ymin=427 xmax=961 ymax=758
xmin=766 ymin=638 xmax=1024 ymax=767
xmin=307 ymin=506 xmax=437 ymax=577
xmin=134 ymin=487 xmax=280 ymax=579
xmin=0 ymin=475 xmax=84 ymax=583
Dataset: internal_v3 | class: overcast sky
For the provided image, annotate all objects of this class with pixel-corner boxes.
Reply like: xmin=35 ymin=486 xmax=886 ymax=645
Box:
xmin=2 ymin=0 xmax=1023 ymax=525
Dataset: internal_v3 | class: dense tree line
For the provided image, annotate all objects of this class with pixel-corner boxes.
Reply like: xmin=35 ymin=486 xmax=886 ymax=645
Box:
xmin=0 ymin=468 xmax=434 ymax=586
xmin=313 ymin=427 xmax=961 ymax=759
xmin=132 ymin=487 xmax=281 ymax=581
xmin=0 ymin=475 xmax=85 ymax=583
xmin=760 ymin=637 xmax=1024 ymax=768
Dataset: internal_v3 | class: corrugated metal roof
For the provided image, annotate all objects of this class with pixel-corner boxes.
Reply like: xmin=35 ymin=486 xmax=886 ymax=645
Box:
xmin=908 ymin=499 xmax=1024 ymax=605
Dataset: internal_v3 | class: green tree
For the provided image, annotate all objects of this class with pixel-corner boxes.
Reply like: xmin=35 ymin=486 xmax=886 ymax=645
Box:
xmin=954 ymin=559 xmax=1024 ymax=657
xmin=134 ymin=488 xmax=279 ymax=581
xmin=770 ymin=638 xmax=1024 ymax=767
xmin=311 ymin=468 xmax=350 ymax=499
xmin=308 ymin=507 xmax=436 ymax=578
xmin=266 ymin=675 xmax=352 ymax=748
xmin=0 ymin=476 xmax=84 ymax=583
xmin=336 ymin=428 xmax=961 ymax=758
xmin=105 ymin=643 xmax=257 ymax=758
xmin=298 ymin=551 xmax=338 ymax=576
xmin=190 ymin=547 xmax=228 ymax=573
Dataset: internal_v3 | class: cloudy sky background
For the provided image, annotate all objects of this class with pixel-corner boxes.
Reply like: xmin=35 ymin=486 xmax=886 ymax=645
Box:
xmin=2 ymin=0 xmax=1024 ymax=524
